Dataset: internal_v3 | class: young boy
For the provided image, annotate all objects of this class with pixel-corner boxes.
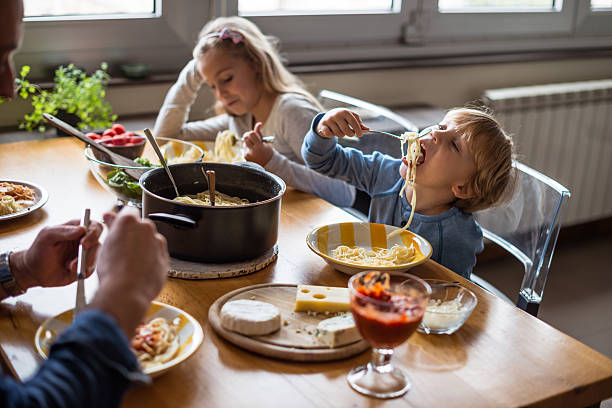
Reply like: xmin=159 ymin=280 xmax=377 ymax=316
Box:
xmin=301 ymin=107 xmax=514 ymax=278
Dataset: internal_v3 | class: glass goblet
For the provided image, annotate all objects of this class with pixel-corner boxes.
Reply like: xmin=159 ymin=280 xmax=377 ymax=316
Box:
xmin=347 ymin=271 xmax=431 ymax=399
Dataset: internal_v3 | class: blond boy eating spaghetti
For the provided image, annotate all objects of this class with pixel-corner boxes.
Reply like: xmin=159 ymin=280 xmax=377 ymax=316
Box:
xmin=301 ymin=107 xmax=514 ymax=278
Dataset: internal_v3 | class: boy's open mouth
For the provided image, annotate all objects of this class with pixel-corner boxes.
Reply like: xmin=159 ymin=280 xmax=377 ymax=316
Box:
xmin=417 ymin=141 xmax=426 ymax=165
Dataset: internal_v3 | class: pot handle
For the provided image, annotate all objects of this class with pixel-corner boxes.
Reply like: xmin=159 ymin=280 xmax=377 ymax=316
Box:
xmin=148 ymin=213 xmax=198 ymax=229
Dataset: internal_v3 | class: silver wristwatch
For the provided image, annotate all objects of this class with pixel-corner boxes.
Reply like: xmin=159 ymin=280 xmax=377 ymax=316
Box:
xmin=0 ymin=252 xmax=25 ymax=297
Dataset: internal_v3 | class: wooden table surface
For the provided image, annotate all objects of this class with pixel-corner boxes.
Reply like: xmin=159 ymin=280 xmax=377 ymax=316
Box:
xmin=1 ymin=138 xmax=612 ymax=407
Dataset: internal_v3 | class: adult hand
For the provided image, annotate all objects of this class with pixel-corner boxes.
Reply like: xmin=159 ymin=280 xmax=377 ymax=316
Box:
xmin=89 ymin=207 xmax=168 ymax=336
xmin=10 ymin=219 xmax=103 ymax=291
xmin=316 ymin=108 xmax=369 ymax=139
xmin=243 ymin=122 xmax=273 ymax=166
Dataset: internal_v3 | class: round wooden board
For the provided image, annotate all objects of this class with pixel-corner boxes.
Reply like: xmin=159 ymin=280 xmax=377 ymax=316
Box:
xmin=208 ymin=283 xmax=370 ymax=362
xmin=168 ymin=245 xmax=278 ymax=280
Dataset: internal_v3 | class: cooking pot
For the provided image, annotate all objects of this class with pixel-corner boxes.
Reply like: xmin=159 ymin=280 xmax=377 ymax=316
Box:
xmin=140 ymin=162 xmax=286 ymax=263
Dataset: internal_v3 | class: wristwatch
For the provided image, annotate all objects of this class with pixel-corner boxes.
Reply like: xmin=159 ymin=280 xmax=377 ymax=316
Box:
xmin=0 ymin=252 xmax=25 ymax=297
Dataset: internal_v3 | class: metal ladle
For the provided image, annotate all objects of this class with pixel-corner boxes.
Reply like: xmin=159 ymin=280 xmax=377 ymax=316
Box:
xmin=143 ymin=128 xmax=180 ymax=197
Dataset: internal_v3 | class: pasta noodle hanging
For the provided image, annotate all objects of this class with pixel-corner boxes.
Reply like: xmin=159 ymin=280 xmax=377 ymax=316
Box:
xmin=203 ymin=130 xmax=244 ymax=163
xmin=388 ymin=131 xmax=423 ymax=238
xmin=332 ymin=244 xmax=416 ymax=266
xmin=173 ymin=189 xmax=249 ymax=206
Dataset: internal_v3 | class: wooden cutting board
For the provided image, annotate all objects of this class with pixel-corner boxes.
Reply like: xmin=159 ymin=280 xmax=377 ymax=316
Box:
xmin=208 ymin=283 xmax=370 ymax=362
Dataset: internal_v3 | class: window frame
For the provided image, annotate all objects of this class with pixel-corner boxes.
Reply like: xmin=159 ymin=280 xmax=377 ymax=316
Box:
xmin=15 ymin=0 xmax=208 ymax=78
xmin=14 ymin=0 xmax=612 ymax=78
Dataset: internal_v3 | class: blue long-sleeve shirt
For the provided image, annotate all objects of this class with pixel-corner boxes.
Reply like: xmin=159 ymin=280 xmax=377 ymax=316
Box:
xmin=302 ymin=113 xmax=483 ymax=278
xmin=0 ymin=310 xmax=148 ymax=408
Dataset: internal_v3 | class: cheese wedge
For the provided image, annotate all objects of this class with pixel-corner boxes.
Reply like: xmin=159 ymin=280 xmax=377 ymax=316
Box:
xmin=220 ymin=299 xmax=281 ymax=336
xmin=294 ymin=285 xmax=350 ymax=312
xmin=316 ymin=313 xmax=361 ymax=348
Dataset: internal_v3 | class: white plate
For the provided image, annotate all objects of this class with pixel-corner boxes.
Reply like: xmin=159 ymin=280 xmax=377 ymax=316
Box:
xmin=0 ymin=179 xmax=48 ymax=221
xmin=35 ymin=301 xmax=204 ymax=377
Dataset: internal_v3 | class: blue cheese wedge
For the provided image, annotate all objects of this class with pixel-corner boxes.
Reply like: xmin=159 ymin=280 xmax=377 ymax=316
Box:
xmin=316 ymin=313 xmax=361 ymax=348
xmin=294 ymin=285 xmax=350 ymax=312
xmin=220 ymin=299 xmax=281 ymax=336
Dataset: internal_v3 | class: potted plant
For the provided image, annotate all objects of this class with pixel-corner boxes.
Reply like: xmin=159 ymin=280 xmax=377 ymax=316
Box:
xmin=11 ymin=63 xmax=117 ymax=133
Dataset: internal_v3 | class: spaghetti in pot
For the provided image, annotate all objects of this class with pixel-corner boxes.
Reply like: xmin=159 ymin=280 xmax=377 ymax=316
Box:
xmin=173 ymin=190 xmax=249 ymax=206
xmin=332 ymin=244 xmax=416 ymax=266
xmin=131 ymin=317 xmax=180 ymax=370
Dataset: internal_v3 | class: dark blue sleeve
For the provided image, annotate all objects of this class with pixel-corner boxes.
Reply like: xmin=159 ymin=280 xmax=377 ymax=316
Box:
xmin=0 ymin=310 xmax=149 ymax=408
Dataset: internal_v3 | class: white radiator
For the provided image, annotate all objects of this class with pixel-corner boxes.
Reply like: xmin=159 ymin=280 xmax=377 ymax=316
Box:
xmin=482 ymin=79 xmax=612 ymax=226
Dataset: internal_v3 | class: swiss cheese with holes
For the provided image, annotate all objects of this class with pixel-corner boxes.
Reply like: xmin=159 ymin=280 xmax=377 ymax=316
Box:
xmin=294 ymin=285 xmax=350 ymax=312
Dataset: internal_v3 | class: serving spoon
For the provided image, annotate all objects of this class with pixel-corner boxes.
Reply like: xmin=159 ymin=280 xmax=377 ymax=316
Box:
xmin=143 ymin=128 xmax=180 ymax=197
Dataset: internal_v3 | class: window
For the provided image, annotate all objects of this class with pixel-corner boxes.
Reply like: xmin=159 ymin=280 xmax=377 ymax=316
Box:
xmin=15 ymin=0 xmax=612 ymax=77
xmin=24 ymin=1 xmax=155 ymax=18
xmin=238 ymin=0 xmax=396 ymax=14
xmin=591 ymin=0 xmax=612 ymax=8
xmin=15 ymin=0 xmax=206 ymax=78
xmin=438 ymin=0 xmax=557 ymax=11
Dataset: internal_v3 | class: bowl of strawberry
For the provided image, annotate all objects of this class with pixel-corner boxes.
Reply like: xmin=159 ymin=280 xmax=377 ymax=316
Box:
xmin=86 ymin=124 xmax=146 ymax=162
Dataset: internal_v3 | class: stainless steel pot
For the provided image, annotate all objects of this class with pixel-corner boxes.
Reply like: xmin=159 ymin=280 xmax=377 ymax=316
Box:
xmin=140 ymin=162 xmax=286 ymax=263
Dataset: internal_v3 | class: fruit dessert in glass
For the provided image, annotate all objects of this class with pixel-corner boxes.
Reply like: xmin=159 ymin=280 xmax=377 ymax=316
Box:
xmin=347 ymin=270 xmax=431 ymax=399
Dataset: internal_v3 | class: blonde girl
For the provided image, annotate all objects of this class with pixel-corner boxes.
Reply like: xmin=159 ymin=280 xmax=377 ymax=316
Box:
xmin=154 ymin=16 xmax=355 ymax=207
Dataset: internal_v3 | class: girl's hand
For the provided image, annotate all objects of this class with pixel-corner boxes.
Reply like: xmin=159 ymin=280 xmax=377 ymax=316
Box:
xmin=316 ymin=108 xmax=369 ymax=139
xmin=243 ymin=122 xmax=274 ymax=166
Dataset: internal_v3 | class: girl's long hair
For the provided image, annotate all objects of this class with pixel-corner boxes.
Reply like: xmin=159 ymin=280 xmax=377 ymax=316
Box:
xmin=193 ymin=16 xmax=322 ymax=113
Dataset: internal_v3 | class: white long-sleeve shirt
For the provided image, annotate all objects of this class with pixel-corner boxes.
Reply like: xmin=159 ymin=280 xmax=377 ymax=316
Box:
xmin=154 ymin=59 xmax=355 ymax=207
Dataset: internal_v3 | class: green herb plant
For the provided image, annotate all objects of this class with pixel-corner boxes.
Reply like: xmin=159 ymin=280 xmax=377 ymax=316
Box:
xmin=5 ymin=63 xmax=117 ymax=132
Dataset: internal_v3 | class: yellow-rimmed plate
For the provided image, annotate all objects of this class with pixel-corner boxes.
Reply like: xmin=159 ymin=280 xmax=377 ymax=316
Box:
xmin=306 ymin=222 xmax=432 ymax=275
xmin=34 ymin=301 xmax=204 ymax=377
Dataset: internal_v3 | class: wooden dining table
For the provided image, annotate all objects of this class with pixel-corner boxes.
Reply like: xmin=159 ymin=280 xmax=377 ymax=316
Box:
xmin=1 ymin=137 xmax=612 ymax=407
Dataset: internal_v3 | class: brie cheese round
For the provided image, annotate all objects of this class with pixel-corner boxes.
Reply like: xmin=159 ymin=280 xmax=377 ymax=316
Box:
xmin=220 ymin=299 xmax=281 ymax=336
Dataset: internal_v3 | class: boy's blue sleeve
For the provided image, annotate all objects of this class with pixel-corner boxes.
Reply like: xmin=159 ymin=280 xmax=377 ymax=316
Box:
xmin=301 ymin=113 xmax=391 ymax=195
xmin=0 ymin=309 xmax=149 ymax=408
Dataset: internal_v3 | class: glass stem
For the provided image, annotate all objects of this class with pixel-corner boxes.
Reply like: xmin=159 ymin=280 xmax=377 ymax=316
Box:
xmin=370 ymin=348 xmax=394 ymax=374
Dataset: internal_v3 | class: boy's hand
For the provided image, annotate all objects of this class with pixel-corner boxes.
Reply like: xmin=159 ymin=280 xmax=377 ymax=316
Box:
xmin=316 ymin=108 xmax=369 ymax=139
xmin=243 ymin=122 xmax=273 ymax=166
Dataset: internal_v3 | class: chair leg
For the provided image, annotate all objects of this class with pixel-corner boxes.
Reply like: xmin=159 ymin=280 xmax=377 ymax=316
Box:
xmin=517 ymin=293 xmax=540 ymax=317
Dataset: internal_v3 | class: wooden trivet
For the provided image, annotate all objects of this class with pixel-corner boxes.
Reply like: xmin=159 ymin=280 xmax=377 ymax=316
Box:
xmin=168 ymin=245 xmax=278 ymax=280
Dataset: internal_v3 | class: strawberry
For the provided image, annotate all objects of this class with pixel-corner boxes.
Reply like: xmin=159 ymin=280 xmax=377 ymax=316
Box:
xmin=102 ymin=129 xmax=116 ymax=137
xmin=85 ymin=132 xmax=100 ymax=140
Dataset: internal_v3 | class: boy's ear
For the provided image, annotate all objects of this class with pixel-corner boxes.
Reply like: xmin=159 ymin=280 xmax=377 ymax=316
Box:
xmin=452 ymin=183 xmax=474 ymax=199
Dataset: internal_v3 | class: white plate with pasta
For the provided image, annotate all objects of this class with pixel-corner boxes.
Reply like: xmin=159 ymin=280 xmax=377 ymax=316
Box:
xmin=35 ymin=301 xmax=204 ymax=377
xmin=0 ymin=179 xmax=48 ymax=221
xmin=306 ymin=222 xmax=432 ymax=275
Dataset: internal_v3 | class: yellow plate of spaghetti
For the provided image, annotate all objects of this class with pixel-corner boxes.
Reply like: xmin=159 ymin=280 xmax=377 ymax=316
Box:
xmin=306 ymin=222 xmax=432 ymax=275
xmin=35 ymin=301 xmax=204 ymax=378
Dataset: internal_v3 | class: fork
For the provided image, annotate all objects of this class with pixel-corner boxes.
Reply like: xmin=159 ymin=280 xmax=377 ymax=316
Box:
xmin=369 ymin=127 xmax=433 ymax=140
xmin=74 ymin=208 xmax=90 ymax=322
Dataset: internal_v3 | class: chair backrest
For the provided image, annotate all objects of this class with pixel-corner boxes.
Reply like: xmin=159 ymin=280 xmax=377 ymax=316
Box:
xmin=474 ymin=161 xmax=570 ymax=316
xmin=317 ymin=90 xmax=418 ymax=157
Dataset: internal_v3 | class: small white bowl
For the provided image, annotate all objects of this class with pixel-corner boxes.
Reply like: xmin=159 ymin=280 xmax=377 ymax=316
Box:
xmin=418 ymin=280 xmax=477 ymax=335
